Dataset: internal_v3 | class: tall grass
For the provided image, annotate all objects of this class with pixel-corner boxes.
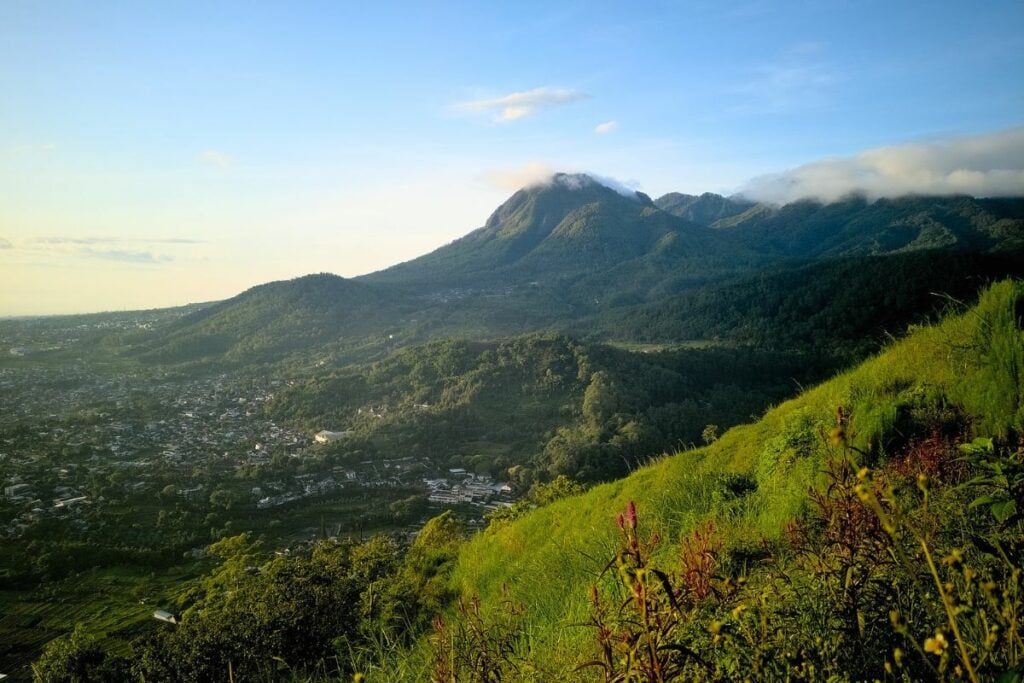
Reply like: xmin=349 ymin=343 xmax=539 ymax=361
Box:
xmin=393 ymin=280 xmax=1023 ymax=679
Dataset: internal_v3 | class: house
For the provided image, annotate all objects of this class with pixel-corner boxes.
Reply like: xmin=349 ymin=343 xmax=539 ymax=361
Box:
xmin=53 ymin=495 xmax=88 ymax=509
xmin=3 ymin=483 xmax=30 ymax=498
xmin=153 ymin=610 xmax=177 ymax=624
xmin=179 ymin=485 xmax=204 ymax=500
xmin=315 ymin=429 xmax=353 ymax=444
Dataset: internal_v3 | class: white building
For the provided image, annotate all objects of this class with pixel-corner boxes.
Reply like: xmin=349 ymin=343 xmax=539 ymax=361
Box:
xmin=153 ymin=610 xmax=177 ymax=624
xmin=315 ymin=429 xmax=354 ymax=444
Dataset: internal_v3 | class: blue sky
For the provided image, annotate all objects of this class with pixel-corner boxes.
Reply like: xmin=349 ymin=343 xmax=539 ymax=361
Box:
xmin=1 ymin=0 xmax=1023 ymax=315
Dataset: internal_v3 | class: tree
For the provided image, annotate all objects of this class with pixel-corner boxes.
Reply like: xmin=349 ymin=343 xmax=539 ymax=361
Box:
xmin=208 ymin=487 xmax=241 ymax=511
xmin=32 ymin=624 xmax=125 ymax=682
xmin=702 ymin=424 xmax=720 ymax=444
xmin=582 ymin=371 xmax=619 ymax=429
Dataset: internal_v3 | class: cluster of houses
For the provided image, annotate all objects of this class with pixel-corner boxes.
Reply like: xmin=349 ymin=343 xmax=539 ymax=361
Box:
xmin=2 ymin=470 xmax=93 ymax=537
xmin=0 ymin=372 xmax=313 ymax=539
xmin=424 ymin=469 xmax=513 ymax=508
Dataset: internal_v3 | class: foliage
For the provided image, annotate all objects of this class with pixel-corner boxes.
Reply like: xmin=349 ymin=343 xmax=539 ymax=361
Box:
xmin=439 ymin=279 xmax=1024 ymax=680
xmin=428 ymin=591 xmax=533 ymax=682
xmin=31 ymin=624 xmax=126 ymax=683
xmin=586 ymin=251 xmax=1024 ymax=353
xmin=486 ymin=475 xmax=585 ymax=526
xmin=270 ymin=333 xmax=840 ymax=484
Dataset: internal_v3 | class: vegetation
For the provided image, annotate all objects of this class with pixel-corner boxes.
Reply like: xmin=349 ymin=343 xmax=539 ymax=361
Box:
xmin=7 ymin=179 xmax=1024 ymax=680
xmin=22 ymin=279 xmax=1023 ymax=682
xmin=267 ymin=334 xmax=843 ymax=484
xmin=584 ymin=251 xmax=1024 ymax=353
xmin=418 ymin=279 xmax=1024 ymax=680
xmin=98 ymin=183 xmax=1024 ymax=368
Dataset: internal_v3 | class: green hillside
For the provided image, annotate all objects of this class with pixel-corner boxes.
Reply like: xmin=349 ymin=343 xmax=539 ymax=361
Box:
xmin=418 ymin=279 xmax=1024 ymax=681
xmin=725 ymin=195 xmax=1024 ymax=257
xmin=26 ymin=283 xmax=1022 ymax=681
xmin=116 ymin=186 xmax=1024 ymax=369
xmin=133 ymin=273 xmax=410 ymax=366
xmin=267 ymin=335 xmax=842 ymax=484
xmin=583 ymin=250 xmax=1024 ymax=352
xmin=654 ymin=191 xmax=754 ymax=226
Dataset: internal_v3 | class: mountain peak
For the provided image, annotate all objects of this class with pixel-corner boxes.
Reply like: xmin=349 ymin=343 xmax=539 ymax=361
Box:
xmin=654 ymin=191 xmax=754 ymax=226
xmin=545 ymin=172 xmax=648 ymax=202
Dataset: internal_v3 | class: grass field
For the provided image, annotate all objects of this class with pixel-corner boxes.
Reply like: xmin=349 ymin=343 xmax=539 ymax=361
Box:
xmin=0 ymin=563 xmax=202 ymax=680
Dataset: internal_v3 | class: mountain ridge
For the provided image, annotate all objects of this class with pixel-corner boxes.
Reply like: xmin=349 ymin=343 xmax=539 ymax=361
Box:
xmin=128 ymin=177 xmax=1024 ymax=366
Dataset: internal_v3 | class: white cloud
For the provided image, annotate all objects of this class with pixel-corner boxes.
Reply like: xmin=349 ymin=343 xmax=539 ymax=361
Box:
xmin=740 ymin=127 xmax=1024 ymax=204
xmin=455 ymin=86 xmax=589 ymax=123
xmin=197 ymin=149 xmax=233 ymax=167
xmin=80 ymin=248 xmax=173 ymax=264
xmin=479 ymin=162 xmax=640 ymax=197
xmin=8 ymin=235 xmax=201 ymax=266
xmin=594 ymin=120 xmax=618 ymax=135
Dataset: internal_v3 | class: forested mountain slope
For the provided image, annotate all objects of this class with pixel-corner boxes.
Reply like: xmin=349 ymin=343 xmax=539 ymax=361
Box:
xmin=266 ymin=335 xmax=842 ymax=483
xmin=126 ymin=182 xmax=1024 ymax=367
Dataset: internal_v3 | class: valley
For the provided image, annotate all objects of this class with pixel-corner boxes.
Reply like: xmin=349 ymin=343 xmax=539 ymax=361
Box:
xmin=2 ymin=179 xmax=1023 ymax=681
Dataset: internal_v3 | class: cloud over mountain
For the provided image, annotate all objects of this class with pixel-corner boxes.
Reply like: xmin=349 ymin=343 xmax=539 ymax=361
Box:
xmin=741 ymin=127 xmax=1024 ymax=204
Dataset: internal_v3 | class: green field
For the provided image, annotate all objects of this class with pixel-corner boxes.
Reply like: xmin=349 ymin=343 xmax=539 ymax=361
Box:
xmin=0 ymin=564 xmax=202 ymax=679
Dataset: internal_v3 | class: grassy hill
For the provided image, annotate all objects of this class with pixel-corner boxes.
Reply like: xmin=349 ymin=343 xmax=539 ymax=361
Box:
xmin=397 ymin=279 xmax=1024 ymax=681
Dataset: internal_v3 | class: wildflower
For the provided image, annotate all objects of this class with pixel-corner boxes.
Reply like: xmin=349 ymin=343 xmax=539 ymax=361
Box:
xmin=893 ymin=648 xmax=904 ymax=666
xmin=857 ymin=467 xmax=870 ymax=480
xmin=616 ymin=512 xmax=625 ymax=530
xmin=924 ymin=631 xmax=948 ymax=656
xmin=625 ymin=500 xmax=637 ymax=530
xmin=943 ymin=548 xmax=964 ymax=566
xmin=985 ymin=625 xmax=999 ymax=649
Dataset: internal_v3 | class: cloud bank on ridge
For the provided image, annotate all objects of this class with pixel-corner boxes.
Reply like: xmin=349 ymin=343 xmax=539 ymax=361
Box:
xmin=741 ymin=127 xmax=1024 ymax=204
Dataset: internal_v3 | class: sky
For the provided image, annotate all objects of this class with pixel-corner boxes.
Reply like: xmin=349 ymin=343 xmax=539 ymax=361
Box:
xmin=1 ymin=0 xmax=1023 ymax=316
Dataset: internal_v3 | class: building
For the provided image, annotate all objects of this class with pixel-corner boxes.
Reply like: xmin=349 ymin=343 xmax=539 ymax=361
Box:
xmin=315 ymin=429 xmax=353 ymax=444
xmin=153 ymin=610 xmax=177 ymax=624
xmin=3 ymin=483 xmax=30 ymax=498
